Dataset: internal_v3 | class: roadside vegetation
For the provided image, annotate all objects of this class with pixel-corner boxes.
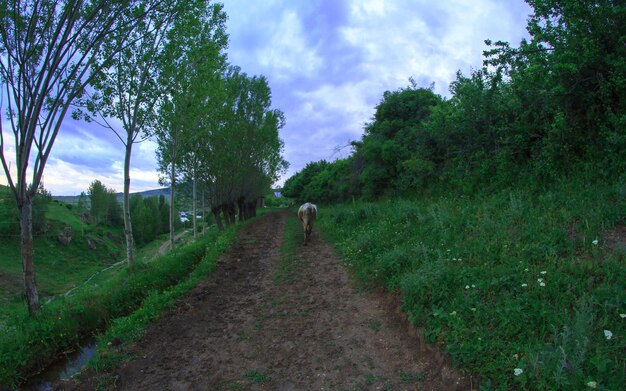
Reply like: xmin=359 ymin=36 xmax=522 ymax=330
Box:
xmin=0 ymin=180 xmax=246 ymax=387
xmin=317 ymin=178 xmax=624 ymax=390
xmin=0 ymin=218 xmax=239 ymax=388
xmin=284 ymin=2 xmax=625 ymax=389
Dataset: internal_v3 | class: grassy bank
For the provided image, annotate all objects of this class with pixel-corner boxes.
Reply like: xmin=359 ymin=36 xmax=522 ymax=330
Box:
xmin=0 ymin=224 xmax=239 ymax=388
xmin=317 ymin=177 xmax=625 ymax=390
xmin=0 ymin=196 xmax=125 ymax=321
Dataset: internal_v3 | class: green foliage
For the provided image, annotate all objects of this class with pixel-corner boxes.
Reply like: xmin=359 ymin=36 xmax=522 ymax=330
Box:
xmin=317 ymin=176 xmax=625 ymax=390
xmin=32 ymin=185 xmax=52 ymax=233
xmin=130 ymin=195 xmax=170 ymax=246
xmin=283 ymin=158 xmax=360 ymax=203
xmin=358 ymin=86 xmax=441 ymax=198
xmin=484 ymin=0 xmax=625 ymax=175
xmin=282 ymin=160 xmax=329 ymax=200
xmin=244 ymin=370 xmax=270 ymax=384
xmin=154 ymin=5 xmax=286 ymax=225
xmin=0 ymin=185 xmax=53 ymax=236
xmin=273 ymin=214 xmax=306 ymax=285
xmin=0 ymin=186 xmax=19 ymax=236
xmin=88 ymin=180 xmax=122 ymax=227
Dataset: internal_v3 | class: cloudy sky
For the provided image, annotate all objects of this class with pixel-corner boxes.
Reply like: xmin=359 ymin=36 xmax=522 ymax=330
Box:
xmin=1 ymin=0 xmax=532 ymax=196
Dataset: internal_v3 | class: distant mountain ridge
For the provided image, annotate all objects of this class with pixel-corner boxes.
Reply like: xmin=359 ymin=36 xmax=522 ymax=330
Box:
xmin=52 ymin=187 xmax=170 ymax=204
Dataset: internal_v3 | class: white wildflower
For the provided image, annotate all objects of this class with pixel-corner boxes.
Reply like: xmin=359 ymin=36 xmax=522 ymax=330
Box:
xmin=620 ymin=313 xmax=625 ymax=319
xmin=586 ymin=381 xmax=597 ymax=388
xmin=514 ymin=368 xmax=523 ymax=376
xmin=465 ymin=285 xmax=470 ymax=289
xmin=540 ymin=282 xmax=546 ymax=287
xmin=521 ymin=283 xmax=528 ymax=287
xmin=604 ymin=330 xmax=613 ymax=340
xmin=592 ymin=239 xmax=598 ymax=245
xmin=540 ymin=271 xmax=547 ymax=275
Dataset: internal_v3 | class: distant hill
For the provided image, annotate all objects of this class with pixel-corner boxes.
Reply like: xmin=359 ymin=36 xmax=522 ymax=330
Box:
xmin=53 ymin=187 xmax=170 ymax=204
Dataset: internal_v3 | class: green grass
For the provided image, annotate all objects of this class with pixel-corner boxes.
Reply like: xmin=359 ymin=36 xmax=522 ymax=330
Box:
xmin=317 ymin=176 xmax=626 ymax=390
xmin=369 ymin=320 xmax=382 ymax=332
xmin=244 ymin=369 xmax=270 ymax=384
xmin=0 ymin=199 xmax=125 ymax=322
xmin=273 ymin=213 xmax=306 ymax=285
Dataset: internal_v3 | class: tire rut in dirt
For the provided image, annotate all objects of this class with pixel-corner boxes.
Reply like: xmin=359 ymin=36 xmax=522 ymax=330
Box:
xmin=108 ymin=212 xmax=284 ymax=391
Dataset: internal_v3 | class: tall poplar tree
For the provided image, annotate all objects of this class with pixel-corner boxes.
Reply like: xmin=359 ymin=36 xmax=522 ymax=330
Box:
xmin=154 ymin=0 xmax=227 ymax=249
xmin=82 ymin=0 xmax=184 ymax=266
xmin=0 ymin=0 xmax=154 ymax=314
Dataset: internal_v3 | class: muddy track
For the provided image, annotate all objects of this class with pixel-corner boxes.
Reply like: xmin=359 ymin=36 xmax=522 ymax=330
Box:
xmin=63 ymin=211 xmax=471 ymax=390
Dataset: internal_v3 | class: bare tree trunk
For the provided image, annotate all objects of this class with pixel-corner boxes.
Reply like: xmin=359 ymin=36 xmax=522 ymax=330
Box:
xmin=192 ymin=172 xmax=197 ymax=240
xmin=221 ymin=204 xmax=232 ymax=227
xmin=212 ymin=206 xmax=224 ymax=230
xmin=20 ymin=198 xmax=40 ymax=314
xmin=227 ymin=203 xmax=236 ymax=225
xmin=123 ymin=140 xmax=135 ymax=266
xmin=237 ymin=197 xmax=245 ymax=221
xmin=247 ymin=201 xmax=256 ymax=218
xmin=169 ymin=163 xmax=176 ymax=251
xmin=201 ymin=189 xmax=206 ymax=235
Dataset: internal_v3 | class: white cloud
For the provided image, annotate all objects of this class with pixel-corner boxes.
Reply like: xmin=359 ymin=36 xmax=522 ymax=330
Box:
xmin=41 ymin=158 xmax=159 ymax=195
xmin=256 ymin=10 xmax=324 ymax=78
xmin=339 ymin=0 xmax=530 ymax=97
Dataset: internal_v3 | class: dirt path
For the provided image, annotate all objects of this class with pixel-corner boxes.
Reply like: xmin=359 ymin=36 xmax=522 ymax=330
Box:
xmin=156 ymin=229 xmax=192 ymax=257
xmin=63 ymin=211 xmax=471 ymax=390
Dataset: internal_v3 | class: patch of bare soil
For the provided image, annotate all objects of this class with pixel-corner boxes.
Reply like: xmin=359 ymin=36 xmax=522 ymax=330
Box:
xmin=0 ymin=270 xmax=21 ymax=301
xmin=61 ymin=211 xmax=472 ymax=390
xmin=603 ymin=223 xmax=626 ymax=254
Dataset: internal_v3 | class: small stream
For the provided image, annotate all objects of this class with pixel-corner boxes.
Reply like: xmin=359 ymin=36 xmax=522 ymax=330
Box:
xmin=22 ymin=342 xmax=96 ymax=391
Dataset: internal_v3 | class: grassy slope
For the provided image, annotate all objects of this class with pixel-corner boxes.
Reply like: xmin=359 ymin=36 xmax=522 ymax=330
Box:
xmin=0 ymin=191 xmax=126 ymax=319
xmin=317 ymin=176 xmax=625 ymax=390
xmin=0 ymin=185 xmax=192 ymax=320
